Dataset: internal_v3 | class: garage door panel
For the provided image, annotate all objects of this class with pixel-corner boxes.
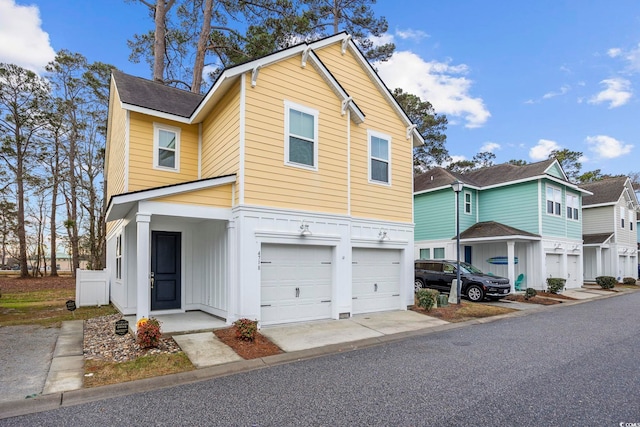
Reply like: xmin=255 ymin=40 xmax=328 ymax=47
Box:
xmin=261 ymin=244 xmax=332 ymax=325
xmin=352 ymin=248 xmax=401 ymax=314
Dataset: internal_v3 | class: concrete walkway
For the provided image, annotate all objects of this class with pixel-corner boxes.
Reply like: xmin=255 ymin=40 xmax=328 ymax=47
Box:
xmin=0 ymin=285 xmax=628 ymax=420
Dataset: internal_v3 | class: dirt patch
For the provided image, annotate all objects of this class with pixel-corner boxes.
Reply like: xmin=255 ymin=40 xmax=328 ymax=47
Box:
xmin=410 ymin=301 xmax=517 ymax=322
xmin=214 ymin=327 xmax=283 ymax=359
xmin=504 ymin=294 xmax=561 ymax=305
xmin=0 ymin=275 xmax=74 ymax=293
xmin=536 ymin=291 xmax=576 ymax=300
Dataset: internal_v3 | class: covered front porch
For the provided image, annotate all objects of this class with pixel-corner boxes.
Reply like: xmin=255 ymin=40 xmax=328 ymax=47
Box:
xmin=124 ymin=311 xmax=227 ymax=334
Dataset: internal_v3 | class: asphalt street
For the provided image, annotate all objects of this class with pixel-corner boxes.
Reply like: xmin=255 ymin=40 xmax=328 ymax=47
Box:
xmin=2 ymin=292 xmax=639 ymax=426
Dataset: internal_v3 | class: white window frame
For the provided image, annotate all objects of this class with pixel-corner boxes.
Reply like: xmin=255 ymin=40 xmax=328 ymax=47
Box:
xmin=153 ymin=123 xmax=181 ymax=172
xmin=546 ymin=185 xmax=562 ymax=216
xmin=433 ymin=247 xmax=445 ymax=259
xmin=284 ymin=100 xmax=319 ymax=171
xmin=630 ymin=210 xmax=634 ymax=231
xmin=621 ymin=206 xmax=625 ymax=228
xmin=566 ymin=193 xmax=579 ymax=221
xmin=419 ymin=248 xmax=431 ymax=260
xmin=115 ymin=234 xmax=122 ymax=280
xmin=368 ymin=129 xmax=391 ymax=185
xmin=464 ymin=191 xmax=472 ymax=215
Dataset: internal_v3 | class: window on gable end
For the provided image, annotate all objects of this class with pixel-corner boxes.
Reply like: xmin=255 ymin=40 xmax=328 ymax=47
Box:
xmin=630 ymin=210 xmax=634 ymax=231
xmin=464 ymin=191 xmax=472 ymax=214
xmin=621 ymin=206 xmax=625 ymax=228
xmin=368 ymin=130 xmax=391 ymax=184
xmin=546 ymin=185 xmax=561 ymax=216
xmin=284 ymin=101 xmax=318 ymax=170
xmin=153 ymin=123 xmax=180 ymax=171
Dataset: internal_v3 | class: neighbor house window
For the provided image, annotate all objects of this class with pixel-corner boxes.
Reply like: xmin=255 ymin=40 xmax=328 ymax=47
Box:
xmin=420 ymin=248 xmax=431 ymax=259
xmin=285 ymin=101 xmax=318 ymax=169
xmin=566 ymin=194 xmax=579 ymax=220
xmin=464 ymin=192 xmax=472 ymax=214
xmin=621 ymin=207 xmax=625 ymax=228
xmin=115 ymin=234 xmax=122 ymax=280
xmin=153 ymin=123 xmax=180 ymax=171
xmin=434 ymin=247 xmax=445 ymax=259
xmin=546 ymin=185 xmax=561 ymax=216
xmin=368 ymin=130 xmax=391 ymax=184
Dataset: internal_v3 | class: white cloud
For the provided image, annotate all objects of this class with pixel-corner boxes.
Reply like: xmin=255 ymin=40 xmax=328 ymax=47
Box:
xmin=441 ymin=155 xmax=467 ymax=168
xmin=0 ymin=0 xmax=55 ymax=72
xmin=369 ymin=33 xmax=395 ymax=47
xmin=376 ymin=51 xmax=490 ymax=128
xmin=542 ymin=84 xmax=570 ymax=99
xmin=480 ymin=142 xmax=500 ymax=152
xmin=588 ymin=78 xmax=632 ymax=108
xmin=529 ymin=139 xmax=560 ymax=161
xmin=607 ymin=48 xmax=622 ymax=58
xmin=395 ymin=29 xmax=429 ymax=41
xmin=585 ymin=135 xmax=633 ymax=159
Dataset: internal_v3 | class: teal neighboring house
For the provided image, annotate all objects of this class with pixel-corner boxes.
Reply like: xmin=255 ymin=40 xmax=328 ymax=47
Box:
xmin=414 ymin=159 xmax=592 ymax=291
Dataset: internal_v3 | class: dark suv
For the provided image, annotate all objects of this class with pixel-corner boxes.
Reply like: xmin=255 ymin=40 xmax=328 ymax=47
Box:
xmin=414 ymin=260 xmax=510 ymax=302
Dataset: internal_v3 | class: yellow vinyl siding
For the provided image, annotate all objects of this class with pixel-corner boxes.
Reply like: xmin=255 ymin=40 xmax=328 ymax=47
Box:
xmin=315 ymin=44 xmax=413 ymax=223
xmin=127 ymin=112 xmax=199 ymax=192
xmin=243 ymin=57 xmax=349 ymax=214
xmin=201 ymin=81 xmax=240 ymax=185
xmin=152 ymin=184 xmax=233 ymax=208
xmin=106 ymin=83 xmax=126 ymax=200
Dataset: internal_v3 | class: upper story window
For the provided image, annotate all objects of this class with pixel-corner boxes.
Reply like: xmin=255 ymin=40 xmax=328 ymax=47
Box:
xmin=630 ymin=210 xmax=634 ymax=231
xmin=566 ymin=193 xmax=579 ymax=220
xmin=153 ymin=123 xmax=180 ymax=172
xmin=621 ymin=206 xmax=625 ymax=228
xmin=546 ymin=185 xmax=562 ymax=216
xmin=285 ymin=101 xmax=318 ymax=170
xmin=464 ymin=191 xmax=472 ymax=214
xmin=368 ymin=130 xmax=391 ymax=184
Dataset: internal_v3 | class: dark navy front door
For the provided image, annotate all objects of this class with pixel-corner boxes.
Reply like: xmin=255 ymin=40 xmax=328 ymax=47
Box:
xmin=151 ymin=231 xmax=181 ymax=310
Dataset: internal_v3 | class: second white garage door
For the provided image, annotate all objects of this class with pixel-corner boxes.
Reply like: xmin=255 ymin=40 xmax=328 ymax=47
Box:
xmin=352 ymin=248 xmax=402 ymax=314
xmin=261 ymin=244 xmax=332 ymax=325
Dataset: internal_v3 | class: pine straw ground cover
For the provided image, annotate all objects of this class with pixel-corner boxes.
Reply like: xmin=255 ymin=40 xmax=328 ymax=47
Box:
xmin=410 ymin=300 xmax=518 ymax=322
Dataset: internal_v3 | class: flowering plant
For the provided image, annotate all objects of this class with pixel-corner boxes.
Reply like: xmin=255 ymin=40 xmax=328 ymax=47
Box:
xmin=136 ymin=317 xmax=162 ymax=348
xmin=234 ymin=318 xmax=258 ymax=341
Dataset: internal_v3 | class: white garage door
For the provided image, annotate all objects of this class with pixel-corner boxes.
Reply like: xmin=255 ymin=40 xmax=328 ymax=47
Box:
xmin=566 ymin=255 xmax=580 ymax=289
xmin=352 ymin=248 xmax=401 ymax=314
xmin=261 ymin=244 xmax=332 ymax=325
xmin=545 ymin=253 xmax=562 ymax=279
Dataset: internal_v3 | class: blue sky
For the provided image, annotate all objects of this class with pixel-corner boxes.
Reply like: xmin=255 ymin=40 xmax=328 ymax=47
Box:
xmin=1 ymin=0 xmax=639 ymax=176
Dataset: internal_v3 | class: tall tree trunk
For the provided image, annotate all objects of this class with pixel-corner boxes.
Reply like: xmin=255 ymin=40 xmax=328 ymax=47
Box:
xmin=152 ymin=0 xmax=176 ymax=83
xmin=68 ymin=129 xmax=80 ymax=277
xmin=49 ymin=137 xmax=60 ymax=277
xmin=15 ymin=142 xmax=28 ymax=278
xmin=191 ymin=0 xmax=213 ymax=93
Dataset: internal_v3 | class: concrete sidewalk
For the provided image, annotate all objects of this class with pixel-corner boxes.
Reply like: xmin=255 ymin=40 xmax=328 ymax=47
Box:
xmin=0 ymin=285 xmax=626 ymax=420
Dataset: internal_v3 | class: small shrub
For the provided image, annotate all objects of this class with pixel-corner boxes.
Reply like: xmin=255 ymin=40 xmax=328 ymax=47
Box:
xmin=623 ymin=277 xmax=637 ymax=286
xmin=524 ymin=288 xmax=537 ymax=300
xmin=546 ymin=278 xmax=565 ymax=294
xmin=234 ymin=318 xmax=258 ymax=341
xmin=416 ymin=289 xmax=439 ymax=311
xmin=136 ymin=317 xmax=162 ymax=348
xmin=595 ymin=276 xmax=617 ymax=289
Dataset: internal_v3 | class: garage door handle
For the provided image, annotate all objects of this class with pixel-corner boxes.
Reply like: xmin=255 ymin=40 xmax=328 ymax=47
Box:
xmin=321 ymin=300 xmax=331 ymax=303
xmin=261 ymin=304 xmax=271 ymax=307
xmin=295 ymin=287 xmax=300 ymax=298
xmin=374 ymin=283 xmax=378 ymax=292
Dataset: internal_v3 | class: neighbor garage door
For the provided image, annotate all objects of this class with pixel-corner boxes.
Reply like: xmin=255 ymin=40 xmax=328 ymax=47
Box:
xmin=260 ymin=244 xmax=332 ymax=325
xmin=352 ymin=248 xmax=401 ymax=314
xmin=545 ymin=253 xmax=562 ymax=279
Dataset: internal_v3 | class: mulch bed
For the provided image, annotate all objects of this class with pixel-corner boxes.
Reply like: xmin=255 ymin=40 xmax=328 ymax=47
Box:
xmin=214 ymin=327 xmax=283 ymax=359
xmin=504 ymin=295 xmax=561 ymax=305
xmin=0 ymin=275 xmax=74 ymax=293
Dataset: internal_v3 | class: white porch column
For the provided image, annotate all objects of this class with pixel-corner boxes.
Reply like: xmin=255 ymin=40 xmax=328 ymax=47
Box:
xmin=507 ymin=240 xmax=516 ymax=292
xmin=595 ymin=246 xmax=602 ymax=278
xmin=226 ymin=219 xmax=238 ymax=324
xmin=136 ymin=213 xmax=151 ymax=322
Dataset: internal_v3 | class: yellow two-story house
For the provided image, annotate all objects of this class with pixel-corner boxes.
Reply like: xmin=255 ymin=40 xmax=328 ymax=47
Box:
xmin=105 ymin=33 xmax=422 ymax=326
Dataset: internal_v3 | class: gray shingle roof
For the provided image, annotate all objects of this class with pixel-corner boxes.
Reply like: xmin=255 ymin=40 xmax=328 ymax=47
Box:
xmin=579 ymin=176 xmax=628 ymax=206
xmin=414 ymin=159 xmax=558 ymax=192
xmin=582 ymin=233 xmax=614 ymax=244
xmin=459 ymin=221 xmax=540 ymax=239
xmin=112 ymin=70 xmax=204 ymax=118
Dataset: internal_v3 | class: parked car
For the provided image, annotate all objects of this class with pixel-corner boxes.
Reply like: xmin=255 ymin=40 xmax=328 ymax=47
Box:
xmin=414 ymin=259 xmax=511 ymax=302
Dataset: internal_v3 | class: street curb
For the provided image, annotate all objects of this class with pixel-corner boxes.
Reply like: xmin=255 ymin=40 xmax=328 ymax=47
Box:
xmin=0 ymin=288 xmax=633 ymax=420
